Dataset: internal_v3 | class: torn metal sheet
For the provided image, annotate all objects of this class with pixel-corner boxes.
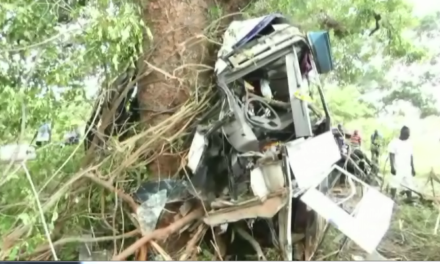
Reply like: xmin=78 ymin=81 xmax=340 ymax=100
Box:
xmin=351 ymin=250 xmax=388 ymax=261
xmin=250 ymin=160 xmax=285 ymax=202
xmin=352 ymin=188 xmax=394 ymax=251
xmin=286 ymin=48 xmax=313 ymax=137
xmin=304 ymin=205 xmax=327 ymax=261
xmin=220 ymin=105 xmax=259 ymax=152
xmin=250 ymin=167 xmax=269 ymax=201
xmin=278 ymin=155 xmax=293 ymax=261
xmin=286 ymin=131 xmax=341 ymax=189
xmin=215 ymin=14 xmax=290 ymax=74
xmin=134 ymin=179 xmax=193 ymax=204
xmin=300 ymin=169 xmax=394 ymax=254
xmin=259 ymin=160 xmax=285 ymax=192
xmin=187 ymin=131 xmax=207 ymax=173
xmin=137 ymin=189 xmax=167 ymax=234
xmin=204 ymin=195 xmax=287 ymax=226
xmin=366 ymin=250 xmax=388 ymax=261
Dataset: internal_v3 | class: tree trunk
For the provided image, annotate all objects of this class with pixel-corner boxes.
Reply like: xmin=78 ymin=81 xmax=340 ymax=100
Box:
xmin=136 ymin=0 xmax=249 ymax=257
xmin=137 ymin=0 xmax=248 ymax=177
xmin=137 ymin=2 xmax=330 ymax=260
xmin=138 ymin=0 xmax=211 ymax=177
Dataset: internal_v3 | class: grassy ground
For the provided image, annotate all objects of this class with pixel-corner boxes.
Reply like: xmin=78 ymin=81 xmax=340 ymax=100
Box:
xmin=313 ymin=179 xmax=440 ymax=262
xmin=316 ymin=201 xmax=440 ymax=261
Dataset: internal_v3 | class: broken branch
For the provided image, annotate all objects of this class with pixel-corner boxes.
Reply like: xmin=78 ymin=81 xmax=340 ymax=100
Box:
xmin=136 ymin=244 xmax=147 ymax=261
xmin=179 ymin=224 xmax=207 ymax=261
xmin=84 ymin=173 xmax=138 ymax=212
xmin=112 ymin=207 xmax=204 ymax=260
xmin=150 ymin=241 xmax=173 ymax=261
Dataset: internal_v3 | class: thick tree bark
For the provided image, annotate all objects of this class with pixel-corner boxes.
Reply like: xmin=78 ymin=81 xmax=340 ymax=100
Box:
xmin=138 ymin=0 xmax=213 ymax=177
xmin=136 ymin=0 xmax=250 ymax=257
xmin=137 ymin=0 xmax=249 ymax=177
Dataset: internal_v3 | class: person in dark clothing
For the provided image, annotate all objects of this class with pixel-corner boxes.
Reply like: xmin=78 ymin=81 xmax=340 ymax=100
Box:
xmin=64 ymin=126 xmax=80 ymax=145
xmin=388 ymin=126 xmax=416 ymax=201
xmin=335 ymin=123 xmax=345 ymax=149
xmin=370 ymin=129 xmax=382 ymax=163
xmin=337 ymin=123 xmax=344 ymax=136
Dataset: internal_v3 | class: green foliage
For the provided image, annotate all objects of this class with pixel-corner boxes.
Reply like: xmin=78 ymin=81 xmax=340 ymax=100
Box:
xmin=415 ymin=11 xmax=440 ymax=32
xmin=324 ymin=85 xmax=375 ymax=123
xmin=0 ymin=146 xmax=85 ymax=259
xmin=0 ymin=0 xmax=146 ymax=259
xmin=381 ymin=86 xmax=439 ymax=118
xmin=0 ymin=0 xmax=438 ymax=260
xmin=0 ymin=0 xmax=145 ymax=140
xmin=248 ymin=0 xmax=438 ymax=116
xmin=248 ymin=0 xmax=424 ymax=83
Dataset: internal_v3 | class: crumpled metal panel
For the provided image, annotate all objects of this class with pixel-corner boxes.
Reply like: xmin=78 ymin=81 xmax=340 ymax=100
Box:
xmin=133 ymin=179 xmax=193 ymax=204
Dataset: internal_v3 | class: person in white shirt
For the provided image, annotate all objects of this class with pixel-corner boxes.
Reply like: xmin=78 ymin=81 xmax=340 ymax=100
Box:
xmin=34 ymin=122 xmax=52 ymax=147
xmin=388 ymin=126 xmax=416 ymax=200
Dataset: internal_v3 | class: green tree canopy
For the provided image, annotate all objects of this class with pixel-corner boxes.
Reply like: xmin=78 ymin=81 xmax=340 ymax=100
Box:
xmin=0 ymin=0 xmax=145 ymax=141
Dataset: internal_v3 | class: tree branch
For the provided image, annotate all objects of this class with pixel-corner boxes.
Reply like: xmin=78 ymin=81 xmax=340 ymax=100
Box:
xmin=19 ymin=230 xmax=140 ymax=259
xmin=112 ymin=207 xmax=204 ymax=260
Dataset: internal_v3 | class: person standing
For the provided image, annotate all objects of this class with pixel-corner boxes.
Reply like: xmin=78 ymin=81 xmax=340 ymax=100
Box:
xmin=337 ymin=123 xmax=344 ymax=136
xmin=64 ymin=125 xmax=80 ymax=145
xmin=370 ymin=129 xmax=382 ymax=163
xmin=34 ymin=122 xmax=52 ymax=147
xmin=350 ymin=129 xmax=362 ymax=149
xmin=335 ymin=123 xmax=345 ymax=149
xmin=388 ymin=126 xmax=416 ymax=200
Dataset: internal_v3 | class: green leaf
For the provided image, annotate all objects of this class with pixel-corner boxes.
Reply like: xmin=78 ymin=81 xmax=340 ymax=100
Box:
xmin=121 ymin=27 xmax=131 ymax=42
xmin=18 ymin=213 xmax=31 ymax=225
xmin=8 ymin=247 xmax=19 ymax=261
xmin=51 ymin=211 xmax=59 ymax=222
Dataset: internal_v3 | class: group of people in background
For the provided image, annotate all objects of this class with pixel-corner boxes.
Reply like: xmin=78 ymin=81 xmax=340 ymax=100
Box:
xmin=336 ymin=124 xmax=383 ymax=162
xmin=337 ymin=123 xmax=416 ymax=202
xmin=32 ymin=122 xmax=81 ymax=147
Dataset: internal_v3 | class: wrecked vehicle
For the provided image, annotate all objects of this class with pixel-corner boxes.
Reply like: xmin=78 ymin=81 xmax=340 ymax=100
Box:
xmin=129 ymin=14 xmax=393 ymax=261
xmin=176 ymin=14 xmax=389 ymax=260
